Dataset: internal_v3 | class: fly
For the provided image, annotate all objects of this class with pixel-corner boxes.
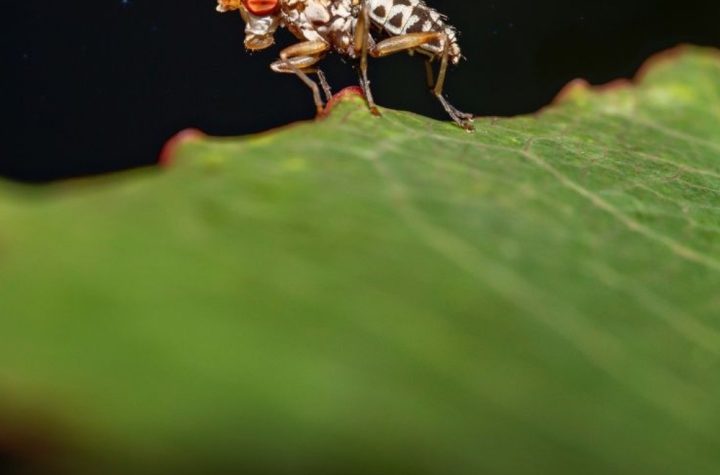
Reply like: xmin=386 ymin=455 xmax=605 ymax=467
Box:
xmin=217 ymin=0 xmax=475 ymax=131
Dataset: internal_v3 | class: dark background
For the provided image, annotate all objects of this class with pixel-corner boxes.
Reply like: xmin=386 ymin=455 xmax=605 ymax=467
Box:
xmin=2 ymin=0 xmax=719 ymax=181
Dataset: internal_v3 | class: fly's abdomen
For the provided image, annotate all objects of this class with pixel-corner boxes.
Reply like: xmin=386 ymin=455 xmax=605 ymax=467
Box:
xmin=367 ymin=0 xmax=462 ymax=64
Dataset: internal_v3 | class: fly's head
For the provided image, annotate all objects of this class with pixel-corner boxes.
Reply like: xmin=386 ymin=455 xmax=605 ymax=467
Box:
xmin=217 ymin=0 xmax=281 ymax=51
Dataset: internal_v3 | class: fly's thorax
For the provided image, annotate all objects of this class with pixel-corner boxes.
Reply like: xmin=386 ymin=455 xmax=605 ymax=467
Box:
xmin=282 ymin=0 xmax=359 ymax=56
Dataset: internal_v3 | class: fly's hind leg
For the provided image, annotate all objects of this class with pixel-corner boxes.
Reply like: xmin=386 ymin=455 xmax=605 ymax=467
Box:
xmin=371 ymin=32 xmax=475 ymax=131
xmin=425 ymin=60 xmax=436 ymax=90
xmin=271 ymin=41 xmax=331 ymax=115
xmin=430 ymin=37 xmax=474 ymax=131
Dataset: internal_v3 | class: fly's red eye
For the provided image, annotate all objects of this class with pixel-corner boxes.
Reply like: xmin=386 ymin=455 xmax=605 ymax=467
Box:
xmin=241 ymin=0 xmax=279 ymax=16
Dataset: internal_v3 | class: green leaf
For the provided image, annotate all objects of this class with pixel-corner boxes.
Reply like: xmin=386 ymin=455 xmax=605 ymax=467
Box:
xmin=1 ymin=46 xmax=720 ymax=474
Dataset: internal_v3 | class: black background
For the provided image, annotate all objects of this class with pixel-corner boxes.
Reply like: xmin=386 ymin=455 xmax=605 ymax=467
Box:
xmin=2 ymin=0 xmax=720 ymax=181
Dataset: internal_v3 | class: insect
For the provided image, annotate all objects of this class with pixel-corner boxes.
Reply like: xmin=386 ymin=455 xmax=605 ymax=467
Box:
xmin=217 ymin=0 xmax=474 ymax=131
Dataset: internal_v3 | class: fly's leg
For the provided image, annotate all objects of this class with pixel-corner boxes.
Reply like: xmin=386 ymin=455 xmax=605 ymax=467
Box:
xmin=371 ymin=32 xmax=475 ymax=131
xmin=354 ymin=1 xmax=380 ymax=115
xmin=425 ymin=60 xmax=436 ymax=89
xmin=316 ymin=69 xmax=333 ymax=102
xmin=431 ymin=35 xmax=475 ymax=131
xmin=271 ymin=41 xmax=331 ymax=115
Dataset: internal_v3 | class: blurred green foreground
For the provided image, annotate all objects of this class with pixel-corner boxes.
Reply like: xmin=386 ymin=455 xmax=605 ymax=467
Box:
xmin=1 ymin=47 xmax=720 ymax=474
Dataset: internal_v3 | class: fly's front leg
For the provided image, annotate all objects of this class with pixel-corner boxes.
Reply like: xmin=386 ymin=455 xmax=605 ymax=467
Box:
xmin=371 ymin=32 xmax=475 ymax=131
xmin=271 ymin=41 xmax=331 ymax=115
xmin=316 ymin=69 xmax=332 ymax=102
xmin=353 ymin=1 xmax=380 ymax=115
